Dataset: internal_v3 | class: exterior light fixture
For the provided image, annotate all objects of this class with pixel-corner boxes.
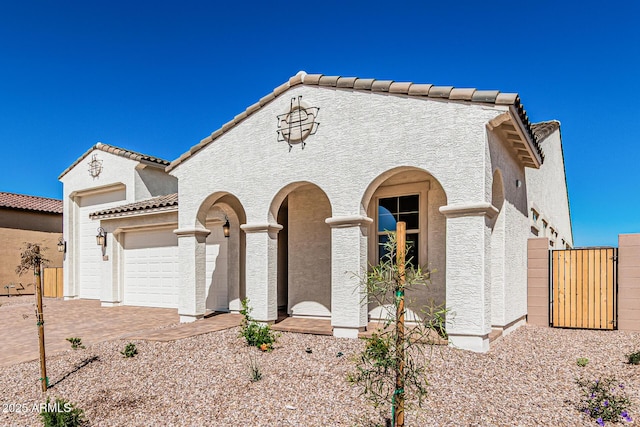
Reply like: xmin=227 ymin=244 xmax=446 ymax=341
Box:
xmin=96 ymin=227 xmax=107 ymax=247
xmin=57 ymin=237 xmax=66 ymax=253
xmin=515 ymin=179 xmax=522 ymax=188
xmin=222 ymin=217 xmax=230 ymax=238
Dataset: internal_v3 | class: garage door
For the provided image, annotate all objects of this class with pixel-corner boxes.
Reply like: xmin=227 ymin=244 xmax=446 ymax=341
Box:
xmin=123 ymin=229 xmax=179 ymax=308
xmin=77 ymin=190 xmax=126 ymax=299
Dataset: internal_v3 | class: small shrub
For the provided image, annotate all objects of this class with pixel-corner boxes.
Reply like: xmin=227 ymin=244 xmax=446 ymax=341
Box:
xmin=40 ymin=396 xmax=85 ymax=427
xmin=248 ymin=357 xmax=262 ymax=382
xmin=577 ymin=377 xmax=632 ymax=425
xmin=121 ymin=342 xmax=138 ymax=358
xmin=239 ymin=298 xmax=279 ymax=350
xmin=577 ymin=357 xmax=589 ymax=367
xmin=66 ymin=337 xmax=85 ymax=350
xmin=627 ymin=351 xmax=640 ymax=365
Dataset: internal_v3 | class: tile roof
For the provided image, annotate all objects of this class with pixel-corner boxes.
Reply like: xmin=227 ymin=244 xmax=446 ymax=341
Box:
xmin=531 ymin=120 xmax=561 ymax=142
xmin=59 ymin=142 xmax=171 ymax=180
xmin=89 ymin=193 xmax=178 ymax=219
xmin=167 ymin=71 xmax=543 ymax=171
xmin=0 ymin=192 xmax=63 ymax=214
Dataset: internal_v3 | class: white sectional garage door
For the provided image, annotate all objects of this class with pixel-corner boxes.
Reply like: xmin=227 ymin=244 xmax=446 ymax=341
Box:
xmin=123 ymin=229 xmax=179 ymax=308
xmin=77 ymin=190 xmax=126 ymax=300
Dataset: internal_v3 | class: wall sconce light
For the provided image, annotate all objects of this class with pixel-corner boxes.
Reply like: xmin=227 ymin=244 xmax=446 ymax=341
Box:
xmin=515 ymin=179 xmax=522 ymax=188
xmin=222 ymin=217 xmax=230 ymax=238
xmin=57 ymin=237 xmax=67 ymax=253
xmin=96 ymin=227 xmax=107 ymax=247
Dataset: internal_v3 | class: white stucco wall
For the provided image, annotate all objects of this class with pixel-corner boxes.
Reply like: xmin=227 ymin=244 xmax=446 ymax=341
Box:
xmin=287 ymin=185 xmax=332 ymax=317
xmin=525 ymin=128 xmax=573 ymax=247
xmin=486 ymin=130 xmax=530 ymax=329
xmin=60 ymin=148 xmax=179 ymax=304
xmin=171 ymin=84 xmax=512 ymax=349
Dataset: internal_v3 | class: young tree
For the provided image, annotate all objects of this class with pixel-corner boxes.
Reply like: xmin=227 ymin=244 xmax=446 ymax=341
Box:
xmin=16 ymin=243 xmax=50 ymax=391
xmin=348 ymin=223 xmax=449 ymax=427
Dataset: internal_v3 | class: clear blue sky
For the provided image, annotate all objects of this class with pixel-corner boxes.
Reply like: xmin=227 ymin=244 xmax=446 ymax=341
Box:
xmin=0 ymin=1 xmax=638 ymax=247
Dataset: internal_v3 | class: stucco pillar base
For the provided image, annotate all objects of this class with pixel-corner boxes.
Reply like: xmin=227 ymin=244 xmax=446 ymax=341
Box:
xmin=241 ymin=223 xmax=281 ymax=323
xmin=101 ymin=301 xmax=122 ymax=307
xmin=64 ymin=295 xmax=78 ymax=300
xmin=180 ymin=314 xmax=204 ymax=323
xmin=326 ymin=216 xmax=371 ymax=333
xmin=175 ymin=228 xmax=210 ymax=322
xmin=448 ymin=334 xmax=489 ymax=353
xmin=333 ymin=326 xmax=364 ymax=339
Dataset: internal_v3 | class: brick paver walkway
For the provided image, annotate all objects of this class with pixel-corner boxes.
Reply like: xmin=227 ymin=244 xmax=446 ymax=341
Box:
xmin=0 ymin=297 xmax=241 ymax=367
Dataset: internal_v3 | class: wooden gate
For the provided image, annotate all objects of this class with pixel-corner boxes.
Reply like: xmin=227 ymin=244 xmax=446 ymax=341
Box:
xmin=551 ymin=248 xmax=617 ymax=329
xmin=43 ymin=268 xmax=64 ymax=298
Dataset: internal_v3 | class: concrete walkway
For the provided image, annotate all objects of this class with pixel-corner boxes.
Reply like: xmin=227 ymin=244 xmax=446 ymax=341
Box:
xmin=0 ymin=297 xmax=241 ymax=367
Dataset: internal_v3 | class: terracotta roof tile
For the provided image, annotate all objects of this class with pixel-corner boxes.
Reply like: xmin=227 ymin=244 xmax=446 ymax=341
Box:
xmin=90 ymin=193 xmax=178 ymax=218
xmin=59 ymin=143 xmax=170 ymax=180
xmin=166 ymin=71 xmax=546 ymax=172
xmin=531 ymin=120 xmax=561 ymax=142
xmin=318 ymin=75 xmax=340 ymax=87
xmin=0 ymin=192 xmax=62 ymax=214
xmin=389 ymin=82 xmax=413 ymax=94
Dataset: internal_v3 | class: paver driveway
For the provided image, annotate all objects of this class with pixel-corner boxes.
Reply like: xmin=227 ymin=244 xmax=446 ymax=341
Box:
xmin=0 ymin=296 xmax=179 ymax=367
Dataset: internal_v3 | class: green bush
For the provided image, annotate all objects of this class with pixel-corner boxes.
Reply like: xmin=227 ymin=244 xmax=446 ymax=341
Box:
xmin=239 ymin=298 xmax=279 ymax=350
xmin=627 ymin=351 xmax=640 ymax=365
xmin=248 ymin=357 xmax=262 ymax=382
xmin=65 ymin=337 xmax=85 ymax=350
xmin=576 ymin=357 xmax=589 ymax=367
xmin=121 ymin=342 xmax=138 ymax=358
xmin=40 ymin=396 xmax=85 ymax=427
xmin=577 ymin=377 xmax=632 ymax=425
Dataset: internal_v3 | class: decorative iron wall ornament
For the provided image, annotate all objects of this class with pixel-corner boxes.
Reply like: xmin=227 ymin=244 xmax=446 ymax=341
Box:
xmin=88 ymin=154 xmax=103 ymax=178
xmin=277 ymin=96 xmax=319 ymax=151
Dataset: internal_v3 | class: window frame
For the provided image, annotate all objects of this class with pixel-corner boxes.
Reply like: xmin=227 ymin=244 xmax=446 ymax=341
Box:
xmin=368 ymin=181 xmax=430 ymax=268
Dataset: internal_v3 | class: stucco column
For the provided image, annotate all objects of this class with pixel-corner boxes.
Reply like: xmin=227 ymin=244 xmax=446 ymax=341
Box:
xmin=240 ymin=223 xmax=282 ymax=323
xmin=101 ymin=228 xmax=123 ymax=307
xmin=440 ymin=203 xmax=497 ymax=352
xmin=325 ymin=215 xmax=372 ymax=338
xmin=175 ymin=227 xmax=210 ymax=322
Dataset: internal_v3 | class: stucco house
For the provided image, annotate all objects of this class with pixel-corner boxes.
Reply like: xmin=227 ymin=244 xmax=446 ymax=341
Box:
xmin=59 ymin=72 xmax=572 ymax=352
xmin=0 ymin=192 xmax=63 ymax=294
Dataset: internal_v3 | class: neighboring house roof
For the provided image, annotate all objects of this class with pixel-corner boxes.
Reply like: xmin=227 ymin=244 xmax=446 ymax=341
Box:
xmin=167 ymin=71 xmax=544 ymax=172
xmin=531 ymin=120 xmax=560 ymax=142
xmin=59 ymin=142 xmax=171 ymax=179
xmin=0 ymin=192 xmax=63 ymax=214
xmin=90 ymin=193 xmax=178 ymax=219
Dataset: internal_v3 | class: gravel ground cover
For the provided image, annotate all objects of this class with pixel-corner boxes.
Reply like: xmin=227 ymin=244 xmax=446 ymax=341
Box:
xmin=2 ymin=324 xmax=640 ymax=426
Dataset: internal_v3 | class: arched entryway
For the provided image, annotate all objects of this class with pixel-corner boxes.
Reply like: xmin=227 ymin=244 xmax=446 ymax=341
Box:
xmin=197 ymin=193 xmax=247 ymax=313
xmin=361 ymin=167 xmax=448 ymax=321
xmin=270 ymin=182 xmax=332 ymax=318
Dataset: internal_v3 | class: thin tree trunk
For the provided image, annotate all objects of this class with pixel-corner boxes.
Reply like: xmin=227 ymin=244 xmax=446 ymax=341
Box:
xmin=34 ymin=247 xmax=47 ymax=392
xmin=394 ymin=222 xmax=406 ymax=427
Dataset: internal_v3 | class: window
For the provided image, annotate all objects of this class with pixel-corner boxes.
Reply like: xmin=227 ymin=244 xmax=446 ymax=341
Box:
xmin=378 ymin=195 xmax=419 ymax=265
xmin=531 ymin=209 xmax=539 ymax=222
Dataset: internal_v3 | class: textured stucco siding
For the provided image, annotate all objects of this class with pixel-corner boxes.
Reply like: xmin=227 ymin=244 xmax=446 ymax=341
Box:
xmin=172 ymin=85 xmax=506 ymax=227
xmin=171 ymin=84 xmax=510 ymax=348
xmin=525 ymin=130 xmax=573 ymax=247
xmin=287 ymin=185 xmax=332 ymax=317
xmin=60 ymin=148 xmax=177 ymax=303
xmin=486 ymin=130 xmax=530 ymax=328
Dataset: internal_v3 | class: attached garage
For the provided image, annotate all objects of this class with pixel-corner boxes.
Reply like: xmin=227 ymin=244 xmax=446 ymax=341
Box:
xmin=123 ymin=228 xmax=179 ymax=308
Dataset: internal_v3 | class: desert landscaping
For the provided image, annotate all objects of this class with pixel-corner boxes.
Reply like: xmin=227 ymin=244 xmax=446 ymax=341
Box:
xmin=2 ymin=295 xmax=639 ymax=426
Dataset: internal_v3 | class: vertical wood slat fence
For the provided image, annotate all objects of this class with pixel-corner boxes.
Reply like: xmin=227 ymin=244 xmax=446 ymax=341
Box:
xmin=43 ymin=268 xmax=63 ymax=298
xmin=551 ymin=248 xmax=617 ymax=330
